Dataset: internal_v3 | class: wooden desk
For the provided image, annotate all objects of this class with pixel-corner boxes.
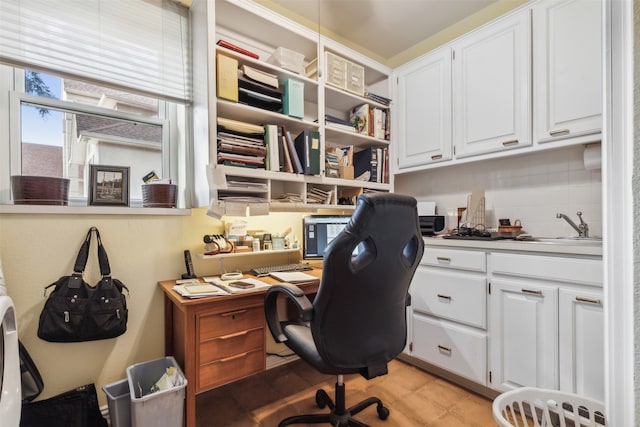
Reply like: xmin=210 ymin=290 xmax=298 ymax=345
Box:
xmin=158 ymin=270 xmax=321 ymax=427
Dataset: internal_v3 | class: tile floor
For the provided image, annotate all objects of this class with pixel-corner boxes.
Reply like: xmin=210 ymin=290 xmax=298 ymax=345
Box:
xmin=196 ymin=358 xmax=498 ymax=426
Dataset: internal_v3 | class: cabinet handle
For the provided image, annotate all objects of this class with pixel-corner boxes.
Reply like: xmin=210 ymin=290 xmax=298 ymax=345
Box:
xmin=221 ymin=309 xmax=247 ymax=317
xmin=219 ymin=351 xmax=250 ymax=363
xmin=521 ymin=288 xmax=543 ymax=296
xmin=216 ymin=330 xmax=251 ymax=340
xmin=576 ymin=296 xmax=601 ymax=305
xmin=431 ymin=154 xmax=443 ymax=160
xmin=437 ymin=294 xmax=452 ymax=301
xmin=436 ymin=256 xmax=451 ymax=263
xmin=437 ymin=345 xmax=452 ymax=354
xmin=502 ymin=139 xmax=519 ymax=147
xmin=549 ymin=128 xmax=571 ymax=136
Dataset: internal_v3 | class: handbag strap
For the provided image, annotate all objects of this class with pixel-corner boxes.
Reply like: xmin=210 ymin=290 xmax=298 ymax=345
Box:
xmin=72 ymin=227 xmax=111 ymax=277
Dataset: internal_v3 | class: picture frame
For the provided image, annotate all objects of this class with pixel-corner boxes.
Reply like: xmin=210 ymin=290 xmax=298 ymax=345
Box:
xmin=88 ymin=165 xmax=130 ymax=206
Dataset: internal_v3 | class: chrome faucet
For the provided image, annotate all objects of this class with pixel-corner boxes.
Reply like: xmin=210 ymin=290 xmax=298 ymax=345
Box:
xmin=556 ymin=211 xmax=589 ymax=238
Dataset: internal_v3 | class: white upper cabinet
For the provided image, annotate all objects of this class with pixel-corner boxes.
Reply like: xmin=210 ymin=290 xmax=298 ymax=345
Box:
xmin=396 ymin=46 xmax=452 ymax=169
xmin=533 ymin=0 xmax=602 ymax=145
xmin=452 ymin=9 xmax=532 ymax=158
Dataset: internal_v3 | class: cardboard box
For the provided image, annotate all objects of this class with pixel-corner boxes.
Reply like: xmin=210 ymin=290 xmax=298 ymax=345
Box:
xmin=339 ymin=165 xmax=354 ymax=179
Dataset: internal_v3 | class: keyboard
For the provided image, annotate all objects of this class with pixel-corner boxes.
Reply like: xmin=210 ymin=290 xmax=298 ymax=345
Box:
xmin=251 ymin=262 xmax=313 ymax=276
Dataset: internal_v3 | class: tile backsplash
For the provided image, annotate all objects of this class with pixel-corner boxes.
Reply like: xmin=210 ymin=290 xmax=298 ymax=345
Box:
xmin=394 ymin=145 xmax=602 ymax=237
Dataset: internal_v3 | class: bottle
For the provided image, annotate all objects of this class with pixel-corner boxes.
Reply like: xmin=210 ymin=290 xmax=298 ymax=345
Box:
xmin=252 ymin=239 xmax=260 ymax=252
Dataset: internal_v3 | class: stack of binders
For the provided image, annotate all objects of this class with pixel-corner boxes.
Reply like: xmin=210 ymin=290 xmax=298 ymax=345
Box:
xmin=237 ymin=65 xmax=282 ymax=112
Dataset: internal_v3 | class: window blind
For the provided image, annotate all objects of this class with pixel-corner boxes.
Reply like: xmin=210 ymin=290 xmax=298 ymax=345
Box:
xmin=0 ymin=0 xmax=191 ymax=103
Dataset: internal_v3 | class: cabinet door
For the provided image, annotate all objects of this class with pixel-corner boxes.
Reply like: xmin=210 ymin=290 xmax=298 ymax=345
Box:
xmin=559 ymin=288 xmax=604 ymax=402
xmin=489 ymin=279 xmax=558 ymax=392
xmin=453 ymin=10 xmax=531 ymax=158
xmin=396 ymin=47 xmax=452 ymax=169
xmin=533 ymin=0 xmax=602 ymax=144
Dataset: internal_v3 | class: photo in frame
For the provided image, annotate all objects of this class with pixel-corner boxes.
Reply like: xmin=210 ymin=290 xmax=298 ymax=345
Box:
xmin=89 ymin=165 xmax=130 ymax=206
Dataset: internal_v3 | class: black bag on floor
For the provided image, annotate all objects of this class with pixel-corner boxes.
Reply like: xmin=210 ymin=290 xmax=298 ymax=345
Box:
xmin=19 ymin=341 xmax=43 ymax=403
xmin=20 ymin=383 xmax=107 ymax=427
xmin=37 ymin=227 xmax=129 ymax=342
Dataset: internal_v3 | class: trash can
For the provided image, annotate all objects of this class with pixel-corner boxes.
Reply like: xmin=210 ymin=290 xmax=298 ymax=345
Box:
xmin=126 ymin=356 xmax=187 ymax=427
xmin=102 ymin=378 xmax=131 ymax=427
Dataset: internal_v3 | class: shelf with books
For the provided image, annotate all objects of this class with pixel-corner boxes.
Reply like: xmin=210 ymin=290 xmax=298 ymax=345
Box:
xmin=324 ymin=85 xmax=390 ymax=112
xmin=324 ymin=127 xmax=391 ymax=148
xmin=217 ymin=101 xmax=319 ymax=138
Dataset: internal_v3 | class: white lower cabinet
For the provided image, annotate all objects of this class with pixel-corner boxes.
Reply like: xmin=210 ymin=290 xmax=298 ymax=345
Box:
xmin=558 ymin=287 xmax=604 ymax=402
xmin=408 ymin=245 xmax=603 ymax=401
xmin=489 ymin=279 xmax=558 ymax=391
xmin=408 ymin=248 xmax=488 ymax=385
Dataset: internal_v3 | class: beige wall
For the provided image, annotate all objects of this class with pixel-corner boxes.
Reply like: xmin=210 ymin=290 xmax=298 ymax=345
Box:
xmin=0 ymin=209 xmax=303 ymax=404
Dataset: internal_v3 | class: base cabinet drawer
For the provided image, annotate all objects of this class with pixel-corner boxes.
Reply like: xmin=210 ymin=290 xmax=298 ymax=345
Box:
xmin=198 ymin=348 xmax=265 ymax=391
xmin=411 ymin=267 xmax=486 ymax=328
xmin=412 ymin=313 xmax=486 ymax=385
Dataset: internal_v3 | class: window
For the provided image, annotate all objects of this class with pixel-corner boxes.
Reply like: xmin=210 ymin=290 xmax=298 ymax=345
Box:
xmin=3 ymin=68 xmax=186 ymax=207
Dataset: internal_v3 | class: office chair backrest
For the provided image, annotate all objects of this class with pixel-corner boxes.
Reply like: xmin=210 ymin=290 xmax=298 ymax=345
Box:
xmin=312 ymin=193 xmax=424 ymax=378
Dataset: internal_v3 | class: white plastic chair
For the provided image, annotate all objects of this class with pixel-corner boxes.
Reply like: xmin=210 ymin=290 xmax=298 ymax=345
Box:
xmin=492 ymin=387 xmax=606 ymax=427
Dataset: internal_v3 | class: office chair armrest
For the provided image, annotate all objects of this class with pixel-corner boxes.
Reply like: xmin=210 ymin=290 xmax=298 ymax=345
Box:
xmin=264 ymin=284 xmax=313 ymax=343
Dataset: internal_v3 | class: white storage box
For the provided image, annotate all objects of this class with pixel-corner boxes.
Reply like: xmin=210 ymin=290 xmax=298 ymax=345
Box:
xmin=127 ymin=356 xmax=187 ymax=427
xmin=267 ymin=47 xmax=305 ymax=74
xmin=325 ymin=52 xmax=365 ymax=96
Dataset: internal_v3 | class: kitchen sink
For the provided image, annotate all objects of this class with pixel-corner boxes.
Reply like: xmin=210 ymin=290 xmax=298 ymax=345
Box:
xmin=528 ymin=237 xmax=603 ymax=245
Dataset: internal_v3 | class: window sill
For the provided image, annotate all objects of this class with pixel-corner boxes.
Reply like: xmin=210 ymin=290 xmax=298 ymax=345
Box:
xmin=0 ymin=204 xmax=191 ymax=216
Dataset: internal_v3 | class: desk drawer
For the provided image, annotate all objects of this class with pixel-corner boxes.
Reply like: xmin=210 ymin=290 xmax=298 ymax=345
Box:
xmin=199 ymin=306 xmax=263 ymax=340
xmin=199 ymin=348 xmax=264 ymax=390
xmin=421 ymin=248 xmax=486 ymax=272
xmin=200 ymin=327 xmax=263 ymax=363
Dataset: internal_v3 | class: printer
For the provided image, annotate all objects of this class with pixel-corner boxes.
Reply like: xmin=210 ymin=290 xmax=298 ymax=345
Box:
xmin=417 ymin=201 xmax=445 ymax=236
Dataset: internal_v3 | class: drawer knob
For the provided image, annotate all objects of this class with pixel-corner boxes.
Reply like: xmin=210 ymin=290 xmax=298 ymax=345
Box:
xmin=521 ymin=288 xmax=543 ymax=296
xmin=437 ymin=294 xmax=452 ymax=301
xmin=217 ymin=330 xmax=251 ymax=340
xmin=436 ymin=256 xmax=451 ymax=263
xmin=219 ymin=351 xmax=250 ymax=363
xmin=221 ymin=309 xmax=248 ymax=317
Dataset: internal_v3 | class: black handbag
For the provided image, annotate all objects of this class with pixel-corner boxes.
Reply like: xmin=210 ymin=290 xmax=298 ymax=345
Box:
xmin=20 ymin=383 xmax=108 ymax=427
xmin=37 ymin=226 xmax=129 ymax=342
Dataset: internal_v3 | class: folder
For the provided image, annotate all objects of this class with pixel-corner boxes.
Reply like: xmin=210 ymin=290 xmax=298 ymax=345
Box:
xmin=216 ymin=52 xmax=238 ymax=102
xmin=284 ymin=128 xmax=303 ymax=174
xmin=294 ymin=130 xmax=321 ymax=175
xmin=283 ymin=78 xmax=304 ymax=119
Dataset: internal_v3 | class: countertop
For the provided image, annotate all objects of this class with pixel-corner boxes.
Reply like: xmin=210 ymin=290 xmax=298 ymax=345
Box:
xmin=423 ymin=236 xmax=602 ymax=257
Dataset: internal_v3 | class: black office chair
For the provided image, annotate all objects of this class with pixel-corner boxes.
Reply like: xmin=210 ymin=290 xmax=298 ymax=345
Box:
xmin=264 ymin=193 xmax=424 ymax=427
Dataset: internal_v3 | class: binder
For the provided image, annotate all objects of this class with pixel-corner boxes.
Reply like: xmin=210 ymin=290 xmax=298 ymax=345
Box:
xmin=294 ymin=130 xmax=321 ymax=175
xmin=263 ymin=124 xmax=280 ymax=172
xmin=216 ymin=52 xmax=238 ymax=102
xmin=283 ymin=78 xmax=304 ymax=119
xmin=353 ymin=147 xmax=378 ymax=182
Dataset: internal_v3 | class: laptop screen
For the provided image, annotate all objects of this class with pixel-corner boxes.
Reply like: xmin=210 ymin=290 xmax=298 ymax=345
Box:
xmin=302 ymin=215 xmax=351 ymax=259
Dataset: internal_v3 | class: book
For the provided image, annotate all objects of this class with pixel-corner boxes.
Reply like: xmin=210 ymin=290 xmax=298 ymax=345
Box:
xmin=267 ymin=271 xmax=319 ymax=284
xmin=240 ymin=64 xmax=279 ymax=88
xmin=216 ymin=39 xmax=259 ymax=59
xmin=282 ymin=78 xmax=304 ymax=119
xmin=203 ymin=276 xmax=271 ymax=294
xmin=294 ymin=130 xmax=321 ymax=175
xmin=217 ymin=117 xmax=264 ymax=135
xmin=284 ymin=128 xmax=303 ymax=174
xmin=237 ymin=69 xmax=282 ymax=98
xmin=280 ymin=133 xmax=293 ymax=173
xmin=216 ymin=52 xmax=238 ymax=102
xmin=238 ymin=88 xmax=282 ymax=112
xmin=350 ymin=104 xmax=370 ymax=136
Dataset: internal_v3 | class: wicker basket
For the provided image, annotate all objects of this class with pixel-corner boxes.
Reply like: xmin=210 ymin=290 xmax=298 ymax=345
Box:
xmin=141 ymin=183 xmax=176 ymax=208
xmin=11 ymin=176 xmax=70 ymax=205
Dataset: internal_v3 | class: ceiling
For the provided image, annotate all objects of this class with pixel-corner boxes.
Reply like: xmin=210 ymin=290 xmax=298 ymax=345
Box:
xmin=263 ymin=0 xmax=498 ymax=63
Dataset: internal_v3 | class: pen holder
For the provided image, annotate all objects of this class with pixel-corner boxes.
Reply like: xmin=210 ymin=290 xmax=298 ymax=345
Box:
xmin=142 ymin=184 xmax=176 ymax=208
xmin=272 ymin=237 xmax=285 ymax=250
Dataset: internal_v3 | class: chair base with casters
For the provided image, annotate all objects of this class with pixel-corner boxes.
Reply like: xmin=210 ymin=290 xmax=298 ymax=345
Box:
xmin=278 ymin=374 xmax=389 ymax=427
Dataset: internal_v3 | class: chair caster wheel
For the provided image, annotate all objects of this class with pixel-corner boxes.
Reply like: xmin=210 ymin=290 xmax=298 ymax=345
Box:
xmin=315 ymin=390 xmax=329 ymax=409
xmin=377 ymin=405 xmax=390 ymax=420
